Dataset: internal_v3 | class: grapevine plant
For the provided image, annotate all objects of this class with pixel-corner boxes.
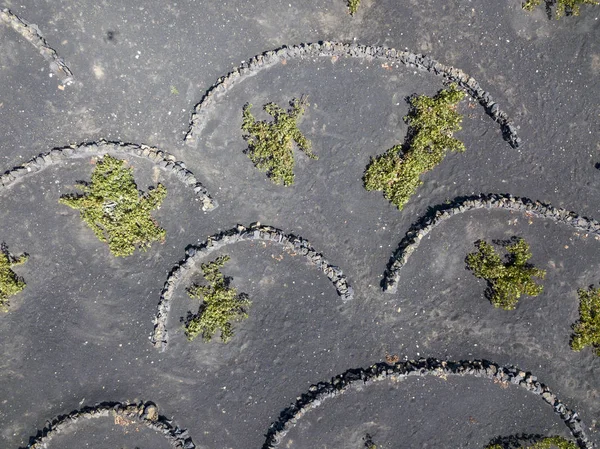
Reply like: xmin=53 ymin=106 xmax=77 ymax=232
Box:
xmin=364 ymin=84 xmax=465 ymax=210
xmin=60 ymin=155 xmax=166 ymax=257
xmin=242 ymin=97 xmax=316 ymax=186
xmin=466 ymin=238 xmax=546 ymax=310
xmin=185 ymin=255 xmax=251 ymax=343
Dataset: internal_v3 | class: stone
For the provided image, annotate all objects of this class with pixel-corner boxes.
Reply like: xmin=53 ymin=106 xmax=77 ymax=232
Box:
xmin=143 ymin=404 xmax=159 ymax=421
xmin=542 ymin=391 xmax=556 ymax=405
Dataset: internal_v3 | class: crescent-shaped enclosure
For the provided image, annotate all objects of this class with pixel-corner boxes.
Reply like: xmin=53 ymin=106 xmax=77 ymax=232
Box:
xmin=151 ymin=223 xmax=354 ymax=350
xmin=184 ymin=41 xmax=521 ymax=148
xmin=0 ymin=8 xmax=73 ymax=85
xmin=383 ymin=194 xmax=600 ymax=293
xmin=262 ymin=358 xmax=592 ymax=449
xmin=21 ymin=400 xmax=194 ymax=449
xmin=0 ymin=140 xmax=217 ymax=211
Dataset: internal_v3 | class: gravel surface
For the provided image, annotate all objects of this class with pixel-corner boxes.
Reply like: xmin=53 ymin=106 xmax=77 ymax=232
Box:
xmin=0 ymin=1 xmax=599 ymax=448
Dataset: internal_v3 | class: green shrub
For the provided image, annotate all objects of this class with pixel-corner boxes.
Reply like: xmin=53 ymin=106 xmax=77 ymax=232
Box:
xmin=466 ymin=238 xmax=546 ymax=310
xmin=0 ymin=246 xmax=27 ymax=309
xmin=348 ymin=0 xmax=361 ymax=15
xmin=241 ymin=97 xmax=316 ymax=186
xmin=571 ymin=286 xmax=600 ymax=355
xmin=363 ymin=84 xmax=465 ymax=210
xmin=486 ymin=436 xmax=577 ymax=449
xmin=186 ymin=255 xmax=251 ymax=343
xmin=523 ymin=0 xmax=599 ymax=18
xmin=59 ymin=155 xmax=166 ymax=257
xmin=530 ymin=437 xmax=578 ymax=449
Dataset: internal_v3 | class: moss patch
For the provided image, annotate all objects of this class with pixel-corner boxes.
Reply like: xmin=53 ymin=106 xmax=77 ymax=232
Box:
xmin=486 ymin=436 xmax=577 ymax=449
xmin=570 ymin=286 xmax=600 ymax=355
xmin=241 ymin=97 xmax=317 ymax=186
xmin=466 ymin=238 xmax=546 ymax=310
xmin=0 ymin=245 xmax=27 ymax=310
xmin=363 ymin=84 xmax=465 ymax=210
xmin=185 ymin=255 xmax=251 ymax=343
xmin=59 ymin=155 xmax=166 ymax=257
xmin=348 ymin=0 xmax=361 ymax=15
xmin=523 ymin=0 xmax=599 ymax=18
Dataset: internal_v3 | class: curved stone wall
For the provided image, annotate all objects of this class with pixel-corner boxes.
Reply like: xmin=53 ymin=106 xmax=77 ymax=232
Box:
xmin=383 ymin=194 xmax=600 ymax=293
xmin=1 ymin=8 xmax=73 ymax=85
xmin=151 ymin=223 xmax=354 ymax=350
xmin=21 ymin=400 xmax=195 ymax=449
xmin=262 ymin=358 xmax=592 ymax=449
xmin=0 ymin=140 xmax=217 ymax=212
xmin=184 ymin=41 xmax=521 ymax=148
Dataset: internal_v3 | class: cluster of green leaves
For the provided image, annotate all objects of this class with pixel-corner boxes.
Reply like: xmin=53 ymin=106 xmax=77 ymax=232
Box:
xmin=241 ymin=97 xmax=317 ymax=186
xmin=0 ymin=247 xmax=27 ymax=310
xmin=60 ymin=155 xmax=167 ymax=257
xmin=523 ymin=0 xmax=599 ymax=18
xmin=186 ymin=255 xmax=251 ymax=343
xmin=570 ymin=286 xmax=600 ymax=355
xmin=348 ymin=0 xmax=361 ymax=15
xmin=486 ymin=436 xmax=577 ymax=449
xmin=363 ymin=84 xmax=465 ymax=210
xmin=466 ymin=238 xmax=546 ymax=310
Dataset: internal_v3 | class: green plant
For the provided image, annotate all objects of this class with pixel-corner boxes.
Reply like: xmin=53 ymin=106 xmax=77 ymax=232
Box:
xmin=348 ymin=0 xmax=361 ymax=15
xmin=529 ymin=437 xmax=578 ymax=449
xmin=523 ymin=0 xmax=599 ymax=18
xmin=241 ymin=97 xmax=316 ymax=186
xmin=466 ymin=238 xmax=546 ymax=310
xmin=59 ymin=155 xmax=166 ymax=257
xmin=486 ymin=436 xmax=577 ymax=449
xmin=186 ymin=255 xmax=251 ymax=343
xmin=571 ymin=286 xmax=600 ymax=355
xmin=363 ymin=84 xmax=465 ymax=210
xmin=0 ymin=245 xmax=27 ymax=310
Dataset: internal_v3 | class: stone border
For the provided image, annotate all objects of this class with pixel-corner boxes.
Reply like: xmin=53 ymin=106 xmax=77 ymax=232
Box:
xmin=184 ymin=41 xmax=521 ymax=148
xmin=262 ymin=358 xmax=592 ymax=449
xmin=21 ymin=400 xmax=195 ymax=449
xmin=0 ymin=140 xmax=217 ymax=212
xmin=0 ymin=8 xmax=73 ymax=85
xmin=383 ymin=193 xmax=600 ymax=293
xmin=151 ymin=223 xmax=354 ymax=350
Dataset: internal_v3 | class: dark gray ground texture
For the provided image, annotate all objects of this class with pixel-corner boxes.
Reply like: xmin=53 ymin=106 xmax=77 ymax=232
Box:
xmin=0 ymin=0 xmax=599 ymax=448
xmin=284 ymin=376 xmax=567 ymax=448
xmin=42 ymin=414 xmax=169 ymax=449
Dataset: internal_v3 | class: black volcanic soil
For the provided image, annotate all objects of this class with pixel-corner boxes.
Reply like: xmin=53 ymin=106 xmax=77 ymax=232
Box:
xmin=0 ymin=1 xmax=599 ymax=448
xmin=43 ymin=415 xmax=169 ymax=449
xmin=282 ymin=376 xmax=570 ymax=448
